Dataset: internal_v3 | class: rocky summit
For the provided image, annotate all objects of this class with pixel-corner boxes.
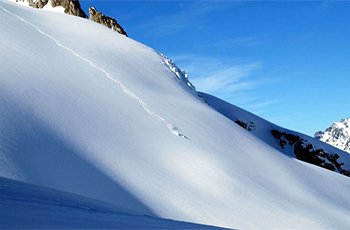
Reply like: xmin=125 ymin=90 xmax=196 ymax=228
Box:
xmin=14 ymin=0 xmax=127 ymax=36
xmin=89 ymin=6 xmax=127 ymax=37
xmin=50 ymin=0 xmax=86 ymax=18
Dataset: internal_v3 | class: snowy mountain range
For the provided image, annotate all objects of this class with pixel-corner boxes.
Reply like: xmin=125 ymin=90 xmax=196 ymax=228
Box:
xmin=315 ymin=118 xmax=350 ymax=154
xmin=1 ymin=0 xmax=350 ymax=229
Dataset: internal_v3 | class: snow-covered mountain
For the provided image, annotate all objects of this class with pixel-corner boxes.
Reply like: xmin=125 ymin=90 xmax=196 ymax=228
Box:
xmin=1 ymin=1 xmax=350 ymax=229
xmin=315 ymin=118 xmax=350 ymax=154
xmin=200 ymin=93 xmax=350 ymax=177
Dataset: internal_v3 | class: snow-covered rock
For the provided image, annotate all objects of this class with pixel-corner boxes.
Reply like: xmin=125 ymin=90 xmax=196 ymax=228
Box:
xmin=9 ymin=0 xmax=128 ymax=35
xmin=315 ymin=118 xmax=350 ymax=154
xmin=12 ymin=0 xmax=86 ymax=17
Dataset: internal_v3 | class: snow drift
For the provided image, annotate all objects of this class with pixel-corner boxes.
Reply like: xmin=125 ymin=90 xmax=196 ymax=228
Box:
xmin=1 ymin=1 xmax=350 ymax=229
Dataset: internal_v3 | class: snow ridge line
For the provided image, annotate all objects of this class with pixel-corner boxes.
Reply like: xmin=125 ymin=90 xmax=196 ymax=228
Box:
xmin=0 ymin=5 xmax=188 ymax=139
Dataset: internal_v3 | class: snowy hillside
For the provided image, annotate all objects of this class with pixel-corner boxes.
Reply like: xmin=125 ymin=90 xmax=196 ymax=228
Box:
xmin=1 ymin=1 xmax=350 ymax=229
xmin=0 ymin=176 xmax=226 ymax=229
xmin=315 ymin=118 xmax=350 ymax=154
xmin=200 ymin=93 xmax=350 ymax=177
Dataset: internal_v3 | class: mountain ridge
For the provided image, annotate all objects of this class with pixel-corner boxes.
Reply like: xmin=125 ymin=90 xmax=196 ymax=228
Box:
xmin=199 ymin=92 xmax=350 ymax=177
xmin=12 ymin=0 xmax=127 ymax=35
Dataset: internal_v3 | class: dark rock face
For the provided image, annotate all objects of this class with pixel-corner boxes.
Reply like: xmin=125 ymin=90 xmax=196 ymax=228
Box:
xmin=235 ymin=119 xmax=256 ymax=132
xmin=50 ymin=0 xmax=87 ymax=18
xmin=28 ymin=0 xmax=48 ymax=9
xmin=89 ymin=6 xmax=127 ymax=36
xmin=271 ymin=129 xmax=350 ymax=177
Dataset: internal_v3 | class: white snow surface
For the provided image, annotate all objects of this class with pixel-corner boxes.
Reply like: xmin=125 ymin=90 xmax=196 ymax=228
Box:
xmin=42 ymin=2 xmax=65 ymax=14
xmin=315 ymin=118 xmax=350 ymax=154
xmin=0 ymin=176 xmax=226 ymax=229
xmin=1 ymin=1 xmax=350 ymax=229
xmin=200 ymin=93 xmax=350 ymax=173
xmin=6 ymin=0 xmax=65 ymax=13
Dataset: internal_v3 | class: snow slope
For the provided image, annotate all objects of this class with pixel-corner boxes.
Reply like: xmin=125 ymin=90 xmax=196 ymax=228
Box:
xmin=199 ymin=93 xmax=350 ymax=176
xmin=0 ymin=176 xmax=227 ymax=229
xmin=7 ymin=0 xmax=65 ymax=13
xmin=315 ymin=118 xmax=350 ymax=154
xmin=1 ymin=1 xmax=350 ymax=229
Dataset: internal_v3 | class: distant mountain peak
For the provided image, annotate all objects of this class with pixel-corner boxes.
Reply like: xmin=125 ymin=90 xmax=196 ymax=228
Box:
xmin=315 ymin=118 xmax=350 ymax=154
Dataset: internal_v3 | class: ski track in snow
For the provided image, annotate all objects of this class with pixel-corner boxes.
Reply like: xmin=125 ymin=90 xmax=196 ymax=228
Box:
xmin=0 ymin=5 xmax=188 ymax=139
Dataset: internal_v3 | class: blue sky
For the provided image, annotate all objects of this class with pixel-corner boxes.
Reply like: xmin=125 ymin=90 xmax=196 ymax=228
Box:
xmin=80 ymin=1 xmax=350 ymax=136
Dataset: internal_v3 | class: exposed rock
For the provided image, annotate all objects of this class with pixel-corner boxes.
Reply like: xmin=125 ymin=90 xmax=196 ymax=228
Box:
xmin=50 ymin=0 xmax=87 ymax=18
xmin=16 ymin=0 xmax=87 ymax=18
xmin=271 ymin=129 xmax=350 ymax=177
xmin=28 ymin=0 xmax=48 ymax=8
xmin=16 ymin=0 xmax=48 ymax=9
xmin=235 ymin=119 xmax=256 ymax=132
xmin=14 ymin=1 xmax=128 ymax=37
xmin=89 ymin=6 xmax=127 ymax=36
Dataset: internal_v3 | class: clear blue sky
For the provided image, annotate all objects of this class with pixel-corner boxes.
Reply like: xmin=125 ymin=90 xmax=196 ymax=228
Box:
xmin=80 ymin=1 xmax=350 ymax=136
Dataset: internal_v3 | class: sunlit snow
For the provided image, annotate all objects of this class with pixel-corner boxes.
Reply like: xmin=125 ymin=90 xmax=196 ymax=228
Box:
xmin=1 ymin=1 xmax=350 ymax=229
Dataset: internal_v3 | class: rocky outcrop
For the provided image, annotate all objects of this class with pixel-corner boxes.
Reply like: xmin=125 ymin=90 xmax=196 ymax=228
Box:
xmin=50 ymin=0 xmax=87 ymax=18
xmin=271 ymin=129 xmax=350 ymax=177
xmin=235 ymin=119 xmax=256 ymax=132
xmin=28 ymin=0 xmax=48 ymax=9
xmin=89 ymin=6 xmax=127 ymax=36
xmin=16 ymin=0 xmax=47 ymax=8
xmin=14 ymin=1 xmax=128 ymax=36
xmin=16 ymin=0 xmax=86 ymax=17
